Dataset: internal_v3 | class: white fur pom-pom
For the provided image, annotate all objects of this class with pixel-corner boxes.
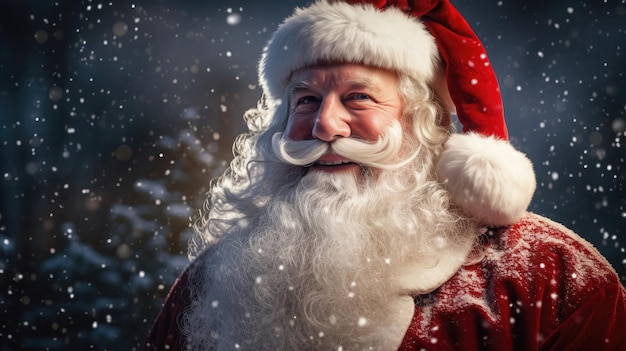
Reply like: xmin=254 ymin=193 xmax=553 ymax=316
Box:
xmin=436 ymin=133 xmax=536 ymax=226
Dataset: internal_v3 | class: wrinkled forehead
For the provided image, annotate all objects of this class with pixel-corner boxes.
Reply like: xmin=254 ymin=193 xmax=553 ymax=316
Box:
xmin=286 ymin=63 xmax=398 ymax=94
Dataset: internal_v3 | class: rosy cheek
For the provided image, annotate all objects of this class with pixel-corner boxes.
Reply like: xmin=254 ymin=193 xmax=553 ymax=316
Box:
xmin=284 ymin=116 xmax=314 ymax=140
xmin=353 ymin=116 xmax=394 ymax=141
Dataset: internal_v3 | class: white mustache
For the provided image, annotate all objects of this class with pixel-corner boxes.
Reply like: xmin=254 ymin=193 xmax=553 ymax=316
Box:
xmin=272 ymin=121 xmax=414 ymax=169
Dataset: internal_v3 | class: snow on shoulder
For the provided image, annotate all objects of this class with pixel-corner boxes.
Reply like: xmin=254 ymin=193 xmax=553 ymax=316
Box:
xmin=412 ymin=212 xmax=620 ymax=338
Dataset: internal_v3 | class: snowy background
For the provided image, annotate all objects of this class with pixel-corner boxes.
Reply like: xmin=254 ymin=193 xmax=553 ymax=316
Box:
xmin=0 ymin=0 xmax=624 ymax=349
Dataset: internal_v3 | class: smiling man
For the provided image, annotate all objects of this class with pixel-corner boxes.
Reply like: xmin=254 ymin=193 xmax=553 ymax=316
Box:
xmin=144 ymin=1 xmax=626 ymax=350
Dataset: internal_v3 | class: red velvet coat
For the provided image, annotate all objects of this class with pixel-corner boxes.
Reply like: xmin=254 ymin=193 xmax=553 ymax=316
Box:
xmin=144 ymin=213 xmax=626 ymax=350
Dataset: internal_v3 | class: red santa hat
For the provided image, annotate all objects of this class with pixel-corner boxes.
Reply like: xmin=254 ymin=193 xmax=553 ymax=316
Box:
xmin=259 ymin=0 xmax=536 ymax=226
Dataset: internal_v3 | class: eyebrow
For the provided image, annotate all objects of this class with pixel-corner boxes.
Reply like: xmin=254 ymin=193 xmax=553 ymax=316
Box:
xmin=287 ymin=77 xmax=380 ymax=97
xmin=344 ymin=78 xmax=378 ymax=92
xmin=287 ymin=81 xmax=313 ymax=96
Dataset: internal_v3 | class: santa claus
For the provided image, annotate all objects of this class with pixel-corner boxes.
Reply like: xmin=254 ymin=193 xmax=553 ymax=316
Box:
xmin=144 ymin=1 xmax=626 ymax=350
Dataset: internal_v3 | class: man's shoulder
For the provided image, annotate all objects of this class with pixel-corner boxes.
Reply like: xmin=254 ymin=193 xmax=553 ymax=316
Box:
xmin=480 ymin=212 xmax=619 ymax=296
xmin=428 ymin=212 xmax=622 ymax=324
xmin=501 ymin=212 xmax=615 ymax=271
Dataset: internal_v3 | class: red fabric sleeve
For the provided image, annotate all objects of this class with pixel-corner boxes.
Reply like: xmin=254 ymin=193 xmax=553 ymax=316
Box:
xmin=398 ymin=214 xmax=626 ymax=350
xmin=540 ymin=282 xmax=626 ymax=351
xmin=143 ymin=269 xmax=190 ymax=351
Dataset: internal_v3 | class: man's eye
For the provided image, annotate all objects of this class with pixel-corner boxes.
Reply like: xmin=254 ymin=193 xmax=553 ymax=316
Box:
xmin=296 ymin=96 xmax=319 ymax=105
xmin=349 ymin=93 xmax=372 ymax=100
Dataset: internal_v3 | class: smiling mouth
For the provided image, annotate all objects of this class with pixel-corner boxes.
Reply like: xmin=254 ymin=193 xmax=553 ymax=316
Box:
xmin=315 ymin=159 xmax=352 ymax=166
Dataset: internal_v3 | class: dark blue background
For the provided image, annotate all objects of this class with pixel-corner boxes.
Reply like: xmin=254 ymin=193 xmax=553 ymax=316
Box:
xmin=1 ymin=0 xmax=624 ymax=349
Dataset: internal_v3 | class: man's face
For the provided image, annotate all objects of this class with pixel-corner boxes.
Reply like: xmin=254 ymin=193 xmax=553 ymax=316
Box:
xmin=284 ymin=63 xmax=404 ymax=175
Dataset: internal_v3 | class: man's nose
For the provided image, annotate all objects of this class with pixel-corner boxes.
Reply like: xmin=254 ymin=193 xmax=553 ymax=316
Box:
xmin=311 ymin=96 xmax=351 ymax=142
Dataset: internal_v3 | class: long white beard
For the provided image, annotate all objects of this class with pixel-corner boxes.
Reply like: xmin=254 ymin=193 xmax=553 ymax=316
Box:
xmin=184 ymin=128 xmax=478 ymax=350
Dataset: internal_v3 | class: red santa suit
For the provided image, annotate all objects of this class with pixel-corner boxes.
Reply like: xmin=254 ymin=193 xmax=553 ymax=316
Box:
xmin=144 ymin=213 xmax=626 ymax=350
